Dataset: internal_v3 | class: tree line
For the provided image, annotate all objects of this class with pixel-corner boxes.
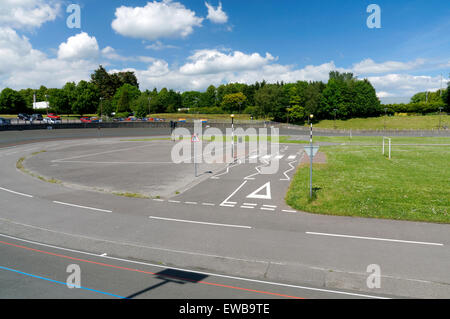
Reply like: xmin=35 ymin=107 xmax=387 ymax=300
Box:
xmin=1 ymin=65 xmax=448 ymax=122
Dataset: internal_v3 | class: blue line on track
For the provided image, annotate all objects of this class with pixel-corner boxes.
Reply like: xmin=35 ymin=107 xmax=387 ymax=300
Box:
xmin=0 ymin=265 xmax=126 ymax=299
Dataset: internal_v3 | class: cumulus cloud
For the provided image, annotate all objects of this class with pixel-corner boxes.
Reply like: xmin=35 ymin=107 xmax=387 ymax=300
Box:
xmin=352 ymin=58 xmax=426 ymax=74
xmin=0 ymin=0 xmax=61 ymax=30
xmin=180 ymin=50 xmax=276 ymax=75
xmin=58 ymin=32 xmax=99 ymax=60
xmin=368 ymin=73 xmax=444 ymax=97
xmin=0 ymin=28 xmax=97 ymax=90
xmin=111 ymin=0 xmax=203 ymax=41
xmin=205 ymin=1 xmax=228 ymax=24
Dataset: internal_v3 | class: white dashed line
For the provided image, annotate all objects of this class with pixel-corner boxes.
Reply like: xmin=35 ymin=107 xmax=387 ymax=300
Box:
xmin=260 ymin=207 xmax=275 ymax=211
xmin=202 ymin=203 xmax=215 ymax=206
xmin=153 ymin=199 xmax=164 ymax=202
xmin=185 ymin=201 xmax=198 ymax=205
xmin=52 ymin=201 xmax=112 ymax=213
xmin=168 ymin=200 xmax=181 ymax=203
xmin=0 ymin=187 xmax=33 ymax=198
xmin=243 ymin=203 xmax=257 ymax=206
xmin=240 ymin=206 xmax=255 ymax=209
xmin=149 ymin=216 xmax=252 ymax=229
xmin=282 ymin=209 xmax=297 ymax=213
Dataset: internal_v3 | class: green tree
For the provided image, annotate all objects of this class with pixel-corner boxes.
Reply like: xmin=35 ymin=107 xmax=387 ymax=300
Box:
xmin=131 ymin=95 xmax=151 ymax=118
xmin=47 ymin=88 xmax=71 ymax=115
xmin=221 ymin=92 xmax=247 ymax=113
xmin=72 ymin=81 xmax=100 ymax=116
xmin=113 ymin=84 xmax=141 ymax=113
xmin=0 ymin=88 xmax=28 ymax=114
xmin=287 ymin=105 xmax=306 ymax=123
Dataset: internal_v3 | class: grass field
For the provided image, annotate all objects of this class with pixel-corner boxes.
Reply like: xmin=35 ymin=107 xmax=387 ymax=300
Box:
xmin=286 ymin=138 xmax=450 ymax=223
xmin=150 ymin=113 xmax=253 ymax=121
xmin=310 ymin=114 xmax=450 ymax=130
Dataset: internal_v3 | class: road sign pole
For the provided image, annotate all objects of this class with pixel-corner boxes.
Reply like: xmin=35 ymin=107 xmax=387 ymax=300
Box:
xmin=309 ymin=119 xmax=313 ymax=199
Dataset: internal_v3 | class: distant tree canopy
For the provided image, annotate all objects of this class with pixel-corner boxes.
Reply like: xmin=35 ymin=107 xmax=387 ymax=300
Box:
xmin=1 ymin=67 xmax=448 ymax=121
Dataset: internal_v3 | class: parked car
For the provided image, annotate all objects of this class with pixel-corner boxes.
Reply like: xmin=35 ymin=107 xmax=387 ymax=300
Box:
xmin=31 ymin=114 xmax=43 ymax=122
xmin=47 ymin=113 xmax=61 ymax=120
xmin=17 ymin=113 xmax=30 ymax=121
xmin=43 ymin=117 xmax=62 ymax=124
xmin=80 ymin=117 xmax=92 ymax=123
xmin=0 ymin=118 xmax=12 ymax=126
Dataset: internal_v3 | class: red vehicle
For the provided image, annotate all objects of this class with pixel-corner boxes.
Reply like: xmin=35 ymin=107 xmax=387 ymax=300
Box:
xmin=47 ymin=113 xmax=61 ymax=120
xmin=80 ymin=117 xmax=92 ymax=123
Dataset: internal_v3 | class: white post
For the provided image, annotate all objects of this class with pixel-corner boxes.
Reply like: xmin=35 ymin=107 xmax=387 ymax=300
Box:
xmin=389 ymin=139 xmax=391 ymax=159
xmin=382 ymin=138 xmax=385 ymax=155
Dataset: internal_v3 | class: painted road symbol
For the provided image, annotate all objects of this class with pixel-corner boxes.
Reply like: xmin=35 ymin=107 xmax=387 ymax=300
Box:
xmin=246 ymin=182 xmax=272 ymax=200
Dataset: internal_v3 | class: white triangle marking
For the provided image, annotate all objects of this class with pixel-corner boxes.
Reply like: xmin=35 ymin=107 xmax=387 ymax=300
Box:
xmin=246 ymin=182 xmax=272 ymax=200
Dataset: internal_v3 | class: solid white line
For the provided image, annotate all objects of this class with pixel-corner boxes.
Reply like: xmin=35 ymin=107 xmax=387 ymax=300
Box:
xmin=0 ymin=233 xmax=388 ymax=299
xmin=53 ymin=201 xmax=112 ymax=213
xmin=149 ymin=216 xmax=252 ymax=229
xmin=282 ymin=209 xmax=297 ymax=213
xmin=306 ymin=232 xmax=444 ymax=246
xmin=0 ymin=187 xmax=33 ymax=198
xmin=220 ymin=181 xmax=248 ymax=207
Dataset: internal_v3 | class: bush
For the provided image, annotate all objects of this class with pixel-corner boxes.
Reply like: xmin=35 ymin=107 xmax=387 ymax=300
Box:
xmin=384 ymin=102 xmax=446 ymax=114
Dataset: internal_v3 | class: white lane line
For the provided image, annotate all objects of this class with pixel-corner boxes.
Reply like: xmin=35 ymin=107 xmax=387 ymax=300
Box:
xmin=0 ymin=187 xmax=33 ymax=198
xmin=152 ymin=199 xmax=165 ymax=202
xmin=306 ymin=232 xmax=444 ymax=246
xmin=274 ymin=155 xmax=284 ymax=160
xmin=202 ymin=203 xmax=215 ymax=206
xmin=240 ymin=206 xmax=255 ymax=209
xmin=168 ymin=200 xmax=181 ymax=203
xmin=262 ymin=205 xmax=277 ymax=208
xmin=53 ymin=201 xmax=112 ymax=213
xmin=149 ymin=216 xmax=252 ymax=229
xmin=221 ymin=204 xmax=236 ymax=208
xmin=260 ymin=207 xmax=275 ymax=211
xmin=282 ymin=209 xmax=297 ymax=213
xmin=51 ymin=144 xmax=151 ymax=162
xmin=220 ymin=181 xmax=248 ymax=207
xmin=243 ymin=203 xmax=257 ymax=206
xmin=0 ymin=233 xmax=387 ymax=299
xmin=185 ymin=201 xmax=198 ymax=205
xmin=287 ymin=155 xmax=297 ymax=160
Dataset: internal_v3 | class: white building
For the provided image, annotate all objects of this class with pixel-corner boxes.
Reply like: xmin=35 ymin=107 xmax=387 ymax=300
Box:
xmin=33 ymin=101 xmax=49 ymax=110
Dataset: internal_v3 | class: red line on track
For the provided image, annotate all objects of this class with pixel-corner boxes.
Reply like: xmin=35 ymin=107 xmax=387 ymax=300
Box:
xmin=0 ymin=240 xmax=304 ymax=299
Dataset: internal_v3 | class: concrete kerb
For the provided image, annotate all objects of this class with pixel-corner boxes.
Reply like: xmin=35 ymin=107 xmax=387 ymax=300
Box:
xmin=1 ymin=219 xmax=448 ymax=299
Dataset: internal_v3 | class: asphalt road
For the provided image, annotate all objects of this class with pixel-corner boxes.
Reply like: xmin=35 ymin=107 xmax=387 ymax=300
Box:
xmin=0 ymin=132 xmax=449 ymax=299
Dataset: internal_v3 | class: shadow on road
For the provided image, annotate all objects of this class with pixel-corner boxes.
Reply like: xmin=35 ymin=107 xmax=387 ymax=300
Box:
xmin=126 ymin=268 xmax=208 ymax=299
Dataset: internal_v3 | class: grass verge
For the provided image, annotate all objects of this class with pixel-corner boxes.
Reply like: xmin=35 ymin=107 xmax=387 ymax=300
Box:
xmin=16 ymin=151 xmax=62 ymax=184
xmin=286 ymin=143 xmax=450 ymax=223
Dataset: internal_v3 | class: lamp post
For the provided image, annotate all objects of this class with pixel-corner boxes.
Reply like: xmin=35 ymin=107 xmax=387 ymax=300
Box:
xmin=148 ymin=96 xmax=152 ymax=118
xmin=439 ymin=107 xmax=444 ymax=131
xmin=45 ymin=94 xmax=49 ymax=115
xmin=309 ymin=114 xmax=314 ymax=199
xmin=231 ymin=114 xmax=235 ymax=161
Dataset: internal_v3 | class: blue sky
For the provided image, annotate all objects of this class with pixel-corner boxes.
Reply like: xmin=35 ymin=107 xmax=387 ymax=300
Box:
xmin=1 ymin=0 xmax=449 ymax=102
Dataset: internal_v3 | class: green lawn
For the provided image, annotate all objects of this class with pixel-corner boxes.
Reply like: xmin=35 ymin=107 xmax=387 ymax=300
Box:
xmin=310 ymin=115 xmax=450 ymax=130
xmin=149 ymin=113 xmax=254 ymax=121
xmin=286 ymin=142 xmax=450 ymax=223
xmin=283 ymin=136 xmax=450 ymax=145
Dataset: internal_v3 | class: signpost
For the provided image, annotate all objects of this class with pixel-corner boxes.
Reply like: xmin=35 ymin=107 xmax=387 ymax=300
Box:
xmin=306 ymin=114 xmax=317 ymax=198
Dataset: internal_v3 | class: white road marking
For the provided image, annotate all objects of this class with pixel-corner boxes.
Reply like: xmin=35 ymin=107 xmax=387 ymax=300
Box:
xmin=0 ymin=187 xmax=33 ymax=198
xmin=100 ymin=253 xmax=108 ymax=257
xmin=51 ymin=144 xmax=151 ymax=162
xmin=185 ymin=201 xmax=198 ymax=205
xmin=240 ymin=206 xmax=255 ymax=209
xmin=0 ymin=233 xmax=388 ymax=299
xmin=306 ymin=232 xmax=444 ymax=246
xmin=262 ymin=205 xmax=277 ymax=208
xmin=287 ymin=155 xmax=297 ymax=160
xmin=52 ymin=201 xmax=112 ymax=213
xmin=243 ymin=203 xmax=257 ymax=206
xmin=261 ymin=207 xmax=275 ymax=211
xmin=202 ymin=203 xmax=215 ymax=206
xmin=282 ymin=209 xmax=297 ymax=213
xmin=221 ymin=204 xmax=236 ymax=208
xmin=211 ymin=160 xmax=241 ymax=180
xmin=149 ymin=216 xmax=252 ymax=229
xmin=274 ymin=155 xmax=284 ymax=160
xmin=153 ymin=199 xmax=164 ymax=202
xmin=168 ymin=200 xmax=181 ymax=203
xmin=246 ymin=182 xmax=272 ymax=200
xmin=220 ymin=181 xmax=248 ymax=207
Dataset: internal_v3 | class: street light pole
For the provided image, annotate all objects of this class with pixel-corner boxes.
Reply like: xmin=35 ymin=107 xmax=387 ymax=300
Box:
xmin=45 ymin=94 xmax=49 ymax=115
xmin=148 ymin=97 xmax=152 ymax=117
xmin=439 ymin=107 xmax=444 ymax=131
xmin=231 ymin=114 xmax=235 ymax=161
xmin=309 ymin=114 xmax=314 ymax=199
xmin=384 ymin=108 xmax=388 ymax=130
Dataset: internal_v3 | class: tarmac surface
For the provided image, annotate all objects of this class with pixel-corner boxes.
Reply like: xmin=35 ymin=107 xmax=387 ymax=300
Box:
xmin=0 ymin=128 xmax=449 ymax=299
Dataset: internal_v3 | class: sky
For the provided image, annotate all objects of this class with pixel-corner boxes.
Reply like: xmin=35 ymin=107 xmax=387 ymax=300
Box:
xmin=0 ymin=0 xmax=449 ymax=103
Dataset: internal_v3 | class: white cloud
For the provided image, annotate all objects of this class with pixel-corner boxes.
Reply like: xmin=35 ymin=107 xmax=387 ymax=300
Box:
xmin=352 ymin=58 xmax=426 ymax=74
xmin=0 ymin=28 xmax=96 ymax=90
xmin=205 ymin=1 xmax=228 ymax=24
xmin=368 ymin=73 xmax=444 ymax=97
xmin=0 ymin=0 xmax=61 ymax=30
xmin=179 ymin=49 xmax=276 ymax=75
xmin=58 ymin=32 xmax=99 ymax=60
xmin=111 ymin=0 xmax=203 ymax=41
xmin=145 ymin=41 xmax=179 ymax=50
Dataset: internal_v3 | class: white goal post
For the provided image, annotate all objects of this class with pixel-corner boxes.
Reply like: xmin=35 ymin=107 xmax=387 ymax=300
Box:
xmin=382 ymin=137 xmax=391 ymax=159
